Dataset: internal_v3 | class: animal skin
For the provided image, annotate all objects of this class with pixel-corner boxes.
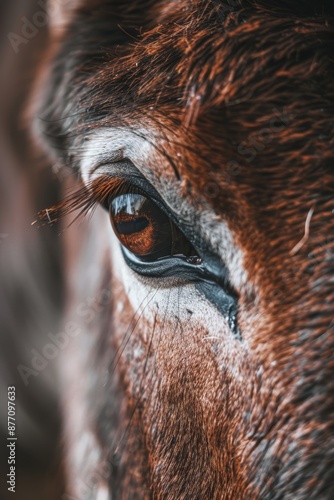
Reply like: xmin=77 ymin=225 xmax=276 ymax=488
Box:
xmin=33 ymin=1 xmax=334 ymax=498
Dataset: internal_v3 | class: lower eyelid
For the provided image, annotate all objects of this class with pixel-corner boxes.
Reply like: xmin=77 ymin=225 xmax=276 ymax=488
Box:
xmin=121 ymin=247 xmax=206 ymax=280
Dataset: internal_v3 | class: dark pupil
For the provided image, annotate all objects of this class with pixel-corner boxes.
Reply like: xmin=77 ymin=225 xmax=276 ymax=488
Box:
xmin=109 ymin=193 xmax=195 ymax=261
xmin=115 ymin=217 xmax=149 ymax=235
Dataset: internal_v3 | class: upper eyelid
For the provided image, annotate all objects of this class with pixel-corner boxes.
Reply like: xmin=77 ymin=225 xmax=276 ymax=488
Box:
xmin=88 ymin=160 xmax=177 ymax=217
xmin=79 ymin=128 xmax=160 ymax=184
xmin=85 ymin=158 xmax=141 ymax=184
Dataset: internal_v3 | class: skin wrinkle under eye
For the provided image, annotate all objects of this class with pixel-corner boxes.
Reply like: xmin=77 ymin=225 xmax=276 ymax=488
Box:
xmin=80 ymin=127 xmax=250 ymax=295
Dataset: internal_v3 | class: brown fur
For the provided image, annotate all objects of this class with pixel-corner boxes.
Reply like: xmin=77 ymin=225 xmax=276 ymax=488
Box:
xmin=34 ymin=1 xmax=334 ymax=498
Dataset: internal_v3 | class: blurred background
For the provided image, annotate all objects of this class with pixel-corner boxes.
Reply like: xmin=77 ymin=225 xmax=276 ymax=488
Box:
xmin=0 ymin=1 xmax=67 ymax=498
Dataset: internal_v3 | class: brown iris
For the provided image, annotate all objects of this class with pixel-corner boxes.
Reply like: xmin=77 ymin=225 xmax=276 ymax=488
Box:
xmin=109 ymin=193 xmax=195 ymax=261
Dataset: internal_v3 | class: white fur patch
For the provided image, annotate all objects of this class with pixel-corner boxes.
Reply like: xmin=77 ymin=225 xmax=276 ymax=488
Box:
xmin=96 ymin=484 xmax=110 ymax=500
xmin=48 ymin=0 xmax=79 ymax=30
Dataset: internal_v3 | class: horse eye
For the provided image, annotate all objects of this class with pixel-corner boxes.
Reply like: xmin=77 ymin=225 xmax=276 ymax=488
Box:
xmin=109 ymin=193 xmax=197 ymax=261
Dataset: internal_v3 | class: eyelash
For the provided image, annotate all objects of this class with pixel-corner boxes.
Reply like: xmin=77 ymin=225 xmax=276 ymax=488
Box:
xmin=35 ymin=176 xmax=145 ymax=226
xmin=35 ymin=172 xmax=239 ymax=330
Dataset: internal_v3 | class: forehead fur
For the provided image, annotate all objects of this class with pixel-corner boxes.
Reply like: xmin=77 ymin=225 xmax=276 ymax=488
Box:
xmin=40 ymin=0 xmax=334 ymax=145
